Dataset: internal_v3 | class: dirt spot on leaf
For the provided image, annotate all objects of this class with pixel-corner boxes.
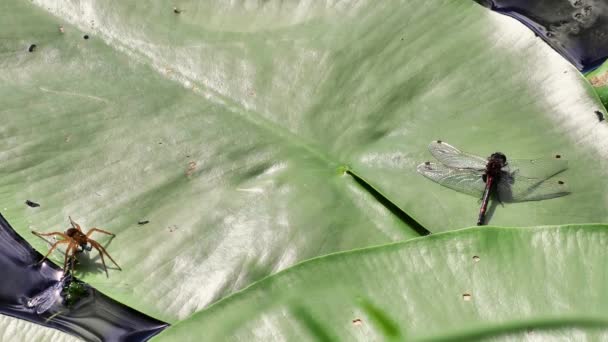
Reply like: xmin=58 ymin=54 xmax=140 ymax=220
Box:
xmin=186 ymin=161 xmax=197 ymax=177
xmin=589 ymin=72 xmax=608 ymax=87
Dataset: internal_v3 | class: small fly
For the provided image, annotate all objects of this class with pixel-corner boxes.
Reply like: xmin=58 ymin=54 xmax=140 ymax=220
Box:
xmin=417 ymin=140 xmax=569 ymax=225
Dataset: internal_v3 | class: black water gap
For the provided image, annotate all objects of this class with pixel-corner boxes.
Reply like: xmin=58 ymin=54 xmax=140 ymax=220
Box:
xmin=0 ymin=213 xmax=168 ymax=341
xmin=475 ymin=0 xmax=608 ymax=72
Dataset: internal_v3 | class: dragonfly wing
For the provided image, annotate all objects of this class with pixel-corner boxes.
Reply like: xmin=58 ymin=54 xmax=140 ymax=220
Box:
xmin=26 ymin=281 xmax=62 ymax=314
xmin=417 ymin=162 xmax=486 ymax=197
xmin=497 ymin=173 xmax=569 ymax=202
xmin=427 ymin=141 xmax=487 ymax=169
xmin=506 ymin=157 xmax=567 ymax=180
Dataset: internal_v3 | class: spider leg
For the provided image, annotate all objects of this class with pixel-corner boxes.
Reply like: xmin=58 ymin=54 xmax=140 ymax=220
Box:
xmin=89 ymin=240 xmax=121 ymax=277
xmin=89 ymin=241 xmax=109 ymax=277
xmin=63 ymin=241 xmax=76 ymax=275
xmin=32 ymin=231 xmax=70 ymax=240
xmin=69 ymin=242 xmax=78 ymax=276
xmin=86 ymin=227 xmax=115 ymax=238
xmin=69 ymin=216 xmax=82 ymax=231
xmin=37 ymin=239 xmax=70 ymax=264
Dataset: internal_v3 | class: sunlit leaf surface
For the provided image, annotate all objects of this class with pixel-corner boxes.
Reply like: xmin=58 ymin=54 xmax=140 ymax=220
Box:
xmin=156 ymin=225 xmax=608 ymax=341
xmin=1 ymin=0 xmax=608 ymax=339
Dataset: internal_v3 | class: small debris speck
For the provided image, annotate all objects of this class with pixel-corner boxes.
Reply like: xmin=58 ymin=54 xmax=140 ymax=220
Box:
xmin=83 ymin=35 xmax=90 ymax=40
xmin=138 ymin=220 xmax=149 ymax=225
xmin=352 ymin=318 xmax=362 ymax=326
xmin=25 ymin=200 xmax=40 ymax=208
xmin=186 ymin=161 xmax=197 ymax=177
xmin=28 ymin=44 xmax=37 ymax=52
xmin=462 ymin=293 xmax=472 ymax=301
xmin=472 ymin=255 xmax=480 ymax=262
xmin=173 ymin=7 xmax=181 ymax=14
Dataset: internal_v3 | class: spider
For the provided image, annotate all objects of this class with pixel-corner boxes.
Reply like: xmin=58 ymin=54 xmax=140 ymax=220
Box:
xmin=32 ymin=217 xmax=121 ymax=277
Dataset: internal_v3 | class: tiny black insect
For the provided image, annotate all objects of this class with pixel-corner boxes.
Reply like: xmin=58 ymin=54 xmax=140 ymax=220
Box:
xmin=28 ymin=44 xmax=37 ymax=52
xmin=138 ymin=220 xmax=150 ymax=225
xmin=595 ymin=110 xmax=605 ymax=122
xmin=173 ymin=7 xmax=181 ymax=14
xmin=83 ymin=35 xmax=90 ymax=40
xmin=25 ymin=200 xmax=40 ymax=207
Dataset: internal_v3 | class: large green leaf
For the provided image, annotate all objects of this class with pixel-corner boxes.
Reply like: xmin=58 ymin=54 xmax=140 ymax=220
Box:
xmin=0 ymin=0 xmax=417 ymax=326
xmin=0 ymin=315 xmax=78 ymax=342
xmin=2 ymin=0 xmax=608 ymax=339
xmin=23 ymin=0 xmax=608 ymax=233
xmin=155 ymin=225 xmax=608 ymax=341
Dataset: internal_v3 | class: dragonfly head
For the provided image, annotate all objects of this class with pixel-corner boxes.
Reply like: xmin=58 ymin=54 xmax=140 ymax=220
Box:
xmin=489 ymin=152 xmax=507 ymax=166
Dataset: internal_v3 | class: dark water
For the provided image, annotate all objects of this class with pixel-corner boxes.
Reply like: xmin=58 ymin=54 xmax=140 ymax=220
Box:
xmin=476 ymin=0 xmax=608 ymax=71
xmin=0 ymin=213 xmax=168 ymax=341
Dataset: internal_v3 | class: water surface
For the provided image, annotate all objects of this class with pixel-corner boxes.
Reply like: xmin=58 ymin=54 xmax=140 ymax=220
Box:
xmin=477 ymin=0 xmax=608 ymax=71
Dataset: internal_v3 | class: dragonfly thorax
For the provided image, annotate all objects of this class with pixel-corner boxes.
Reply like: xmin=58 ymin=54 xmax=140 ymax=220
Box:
xmin=484 ymin=152 xmax=507 ymax=181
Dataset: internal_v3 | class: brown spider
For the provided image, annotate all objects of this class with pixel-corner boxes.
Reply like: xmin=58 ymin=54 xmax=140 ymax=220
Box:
xmin=32 ymin=217 xmax=121 ymax=277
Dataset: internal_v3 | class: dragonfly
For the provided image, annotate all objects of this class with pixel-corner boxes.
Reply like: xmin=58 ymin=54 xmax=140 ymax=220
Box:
xmin=417 ymin=140 xmax=569 ymax=225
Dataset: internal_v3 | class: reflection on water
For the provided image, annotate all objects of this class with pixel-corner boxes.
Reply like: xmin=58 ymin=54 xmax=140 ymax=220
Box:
xmin=476 ymin=0 xmax=608 ymax=71
xmin=0 ymin=213 xmax=168 ymax=341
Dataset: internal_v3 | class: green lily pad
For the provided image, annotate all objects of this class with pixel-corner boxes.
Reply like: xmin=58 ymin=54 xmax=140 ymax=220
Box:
xmin=155 ymin=225 xmax=608 ymax=341
xmin=0 ymin=315 xmax=77 ymax=342
xmin=0 ymin=0 xmax=417 ymax=325
xmin=27 ymin=0 xmax=608 ymax=232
